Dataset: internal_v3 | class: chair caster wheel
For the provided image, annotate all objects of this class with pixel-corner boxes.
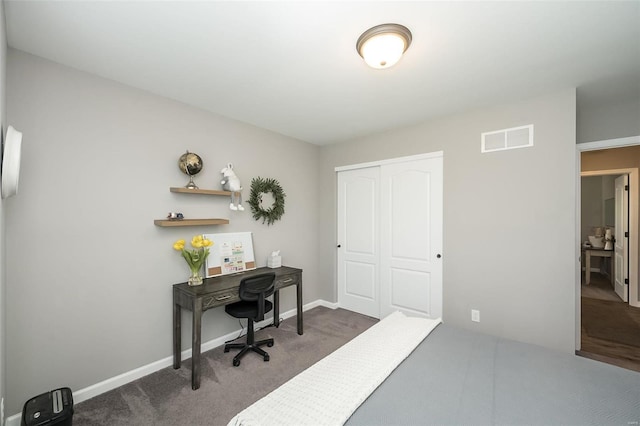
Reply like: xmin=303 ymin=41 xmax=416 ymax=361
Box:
xmin=224 ymin=347 xmax=230 ymax=353
xmin=233 ymin=359 xmax=240 ymax=367
xmin=267 ymin=341 xmax=274 ymax=347
xmin=264 ymin=355 xmax=270 ymax=362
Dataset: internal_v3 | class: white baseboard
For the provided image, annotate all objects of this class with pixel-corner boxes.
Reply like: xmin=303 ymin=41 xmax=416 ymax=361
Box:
xmin=6 ymin=299 xmax=337 ymax=426
xmin=303 ymin=298 xmax=338 ymax=311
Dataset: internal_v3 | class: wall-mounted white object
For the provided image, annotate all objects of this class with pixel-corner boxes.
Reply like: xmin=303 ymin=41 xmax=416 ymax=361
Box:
xmin=1 ymin=125 xmax=23 ymax=199
xmin=481 ymin=124 xmax=534 ymax=153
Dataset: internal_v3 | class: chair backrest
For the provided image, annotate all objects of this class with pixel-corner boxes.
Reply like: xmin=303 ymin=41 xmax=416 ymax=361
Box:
xmin=239 ymin=273 xmax=276 ymax=321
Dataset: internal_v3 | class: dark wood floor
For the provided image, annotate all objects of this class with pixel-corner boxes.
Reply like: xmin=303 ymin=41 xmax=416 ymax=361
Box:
xmin=579 ymin=272 xmax=640 ymax=372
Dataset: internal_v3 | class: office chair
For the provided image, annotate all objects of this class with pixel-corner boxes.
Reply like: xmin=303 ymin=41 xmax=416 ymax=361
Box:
xmin=224 ymin=272 xmax=276 ymax=367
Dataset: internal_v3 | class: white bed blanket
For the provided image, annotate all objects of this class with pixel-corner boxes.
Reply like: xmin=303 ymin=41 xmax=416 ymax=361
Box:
xmin=227 ymin=311 xmax=442 ymax=426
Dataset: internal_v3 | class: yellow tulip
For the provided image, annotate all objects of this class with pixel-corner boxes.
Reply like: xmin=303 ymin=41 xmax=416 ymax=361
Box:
xmin=191 ymin=239 xmax=202 ymax=249
xmin=173 ymin=235 xmax=214 ymax=279
xmin=173 ymin=240 xmax=185 ymax=251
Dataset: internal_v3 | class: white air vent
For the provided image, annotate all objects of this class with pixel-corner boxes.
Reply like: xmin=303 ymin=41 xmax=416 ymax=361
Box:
xmin=481 ymin=124 xmax=533 ymax=153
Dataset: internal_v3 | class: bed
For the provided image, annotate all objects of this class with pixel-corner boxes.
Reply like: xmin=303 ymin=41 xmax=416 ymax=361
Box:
xmin=229 ymin=312 xmax=640 ymax=426
xmin=347 ymin=323 xmax=640 ymax=425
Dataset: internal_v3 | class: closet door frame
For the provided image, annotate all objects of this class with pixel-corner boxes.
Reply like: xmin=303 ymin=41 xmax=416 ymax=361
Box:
xmin=336 ymin=151 xmax=444 ymax=319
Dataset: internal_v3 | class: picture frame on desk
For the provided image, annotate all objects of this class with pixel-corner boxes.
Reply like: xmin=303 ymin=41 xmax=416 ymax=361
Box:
xmin=203 ymin=232 xmax=256 ymax=277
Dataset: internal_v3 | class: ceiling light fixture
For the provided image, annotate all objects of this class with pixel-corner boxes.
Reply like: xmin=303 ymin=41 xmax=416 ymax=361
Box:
xmin=356 ymin=23 xmax=412 ymax=70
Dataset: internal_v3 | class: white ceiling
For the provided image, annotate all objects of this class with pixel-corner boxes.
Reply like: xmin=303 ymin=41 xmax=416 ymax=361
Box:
xmin=4 ymin=1 xmax=640 ymax=145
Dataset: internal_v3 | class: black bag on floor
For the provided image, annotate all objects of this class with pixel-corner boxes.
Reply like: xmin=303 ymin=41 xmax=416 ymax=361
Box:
xmin=21 ymin=387 xmax=73 ymax=426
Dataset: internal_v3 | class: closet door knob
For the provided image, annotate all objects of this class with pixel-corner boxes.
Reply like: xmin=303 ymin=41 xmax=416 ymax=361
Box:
xmin=436 ymin=254 xmax=442 ymax=258
xmin=337 ymin=244 xmax=342 ymax=248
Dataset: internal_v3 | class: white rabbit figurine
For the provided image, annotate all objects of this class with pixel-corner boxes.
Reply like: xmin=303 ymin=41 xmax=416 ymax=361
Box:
xmin=220 ymin=163 xmax=244 ymax=211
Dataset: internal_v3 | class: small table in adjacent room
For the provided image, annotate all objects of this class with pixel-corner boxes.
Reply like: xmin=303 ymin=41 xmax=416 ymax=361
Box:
xmin=173 ymin=266 xmax=303 ymax=390
xmin=583 ymin=246 xmax=614 ymax=285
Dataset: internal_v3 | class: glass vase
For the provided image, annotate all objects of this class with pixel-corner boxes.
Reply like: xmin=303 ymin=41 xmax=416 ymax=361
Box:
xmin=188 ymin=268 xmax=203 ymax=286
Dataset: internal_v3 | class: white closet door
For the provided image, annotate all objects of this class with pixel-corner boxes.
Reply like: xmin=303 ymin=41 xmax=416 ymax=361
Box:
xmin=380 ymin=157 xmax=443 ymax=319
xmin=337 ymin=167 xmax=380 ymax=318
xmin=614 ymin=174 xmax=629 ymax=302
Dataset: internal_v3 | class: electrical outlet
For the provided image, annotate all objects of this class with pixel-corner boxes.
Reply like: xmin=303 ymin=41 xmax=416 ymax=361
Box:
xmin=471 ymin=309 xmax=480 ymax=323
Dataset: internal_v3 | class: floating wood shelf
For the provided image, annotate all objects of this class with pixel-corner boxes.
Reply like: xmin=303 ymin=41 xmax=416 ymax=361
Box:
xmin=154 ymin=218 xmax=230 ymax=227
xmin=155 ymin=187 xmax=233 ymax=227
xmin=170 ymin=187 xmax=233 ymax=196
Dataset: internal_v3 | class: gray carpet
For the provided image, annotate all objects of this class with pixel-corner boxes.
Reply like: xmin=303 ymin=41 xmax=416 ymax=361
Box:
xmin=73 ymin=307 xmax=377 ymax=426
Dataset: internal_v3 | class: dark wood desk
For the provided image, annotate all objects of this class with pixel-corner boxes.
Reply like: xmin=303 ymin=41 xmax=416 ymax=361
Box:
xmin=173 ymin=266 xmax=303 ymax=390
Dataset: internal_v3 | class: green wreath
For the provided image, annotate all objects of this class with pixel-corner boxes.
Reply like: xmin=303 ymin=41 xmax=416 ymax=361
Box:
xmin=248 ymin=177 xmax=286 ymax=225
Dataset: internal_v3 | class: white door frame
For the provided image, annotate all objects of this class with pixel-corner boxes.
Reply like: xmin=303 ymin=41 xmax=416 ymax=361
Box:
xmin=335 ymin=151 xmax=444 ymax=173
xmin=576 ymin=135 xmax=640 ymax=350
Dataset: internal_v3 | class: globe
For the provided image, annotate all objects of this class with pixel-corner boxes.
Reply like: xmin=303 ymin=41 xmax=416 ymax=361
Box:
xmin=178 ymin=151 xmax=203 ymax=189
xmin=178 ymin=151 xmax=203 ymax=176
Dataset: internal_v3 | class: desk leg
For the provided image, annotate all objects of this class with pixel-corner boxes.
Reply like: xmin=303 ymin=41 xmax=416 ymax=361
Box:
xmin=297 ymin=280 xmax=303 ymax=335
xmin=586 ymin=251 xmax=591 ymax=285
xmin=191 ymin=298 xmax=202 ymax=390
xmin=173 ymin=302 xmax=181 ymax=369
xmin=273 ymin=290 xmax=280 ymax=327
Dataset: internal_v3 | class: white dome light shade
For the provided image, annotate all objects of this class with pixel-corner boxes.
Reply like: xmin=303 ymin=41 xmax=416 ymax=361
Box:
xmin=357 ymin=24 xmax=412 ymax=70
xmin=360 ymin=34 xmax=406 ymax=69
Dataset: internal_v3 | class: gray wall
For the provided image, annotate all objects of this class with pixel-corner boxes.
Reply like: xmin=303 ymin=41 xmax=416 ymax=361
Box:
xmin=4 ymin=45 xmax=584 ymax=417
xmin=581 ymin=176 xmax=603 ymax=244
xmin=0 ymin=1 xmax=7 ymax=422
xmin=581 ymin=176 xmax=605 ymax=270
xmin=319 ymin=90 xmax=577 ymax=354
xmin=577 ymin=95 xmax=640 ymax=143
xmin=5 ymin=49 xmax=320 ymax=415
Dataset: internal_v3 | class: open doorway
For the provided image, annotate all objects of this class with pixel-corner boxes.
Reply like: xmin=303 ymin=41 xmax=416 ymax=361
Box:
xmin=577 ymin=138 xmax=640 ymax=371
xmin=580 ymin=173 xmax=628 ymax=301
